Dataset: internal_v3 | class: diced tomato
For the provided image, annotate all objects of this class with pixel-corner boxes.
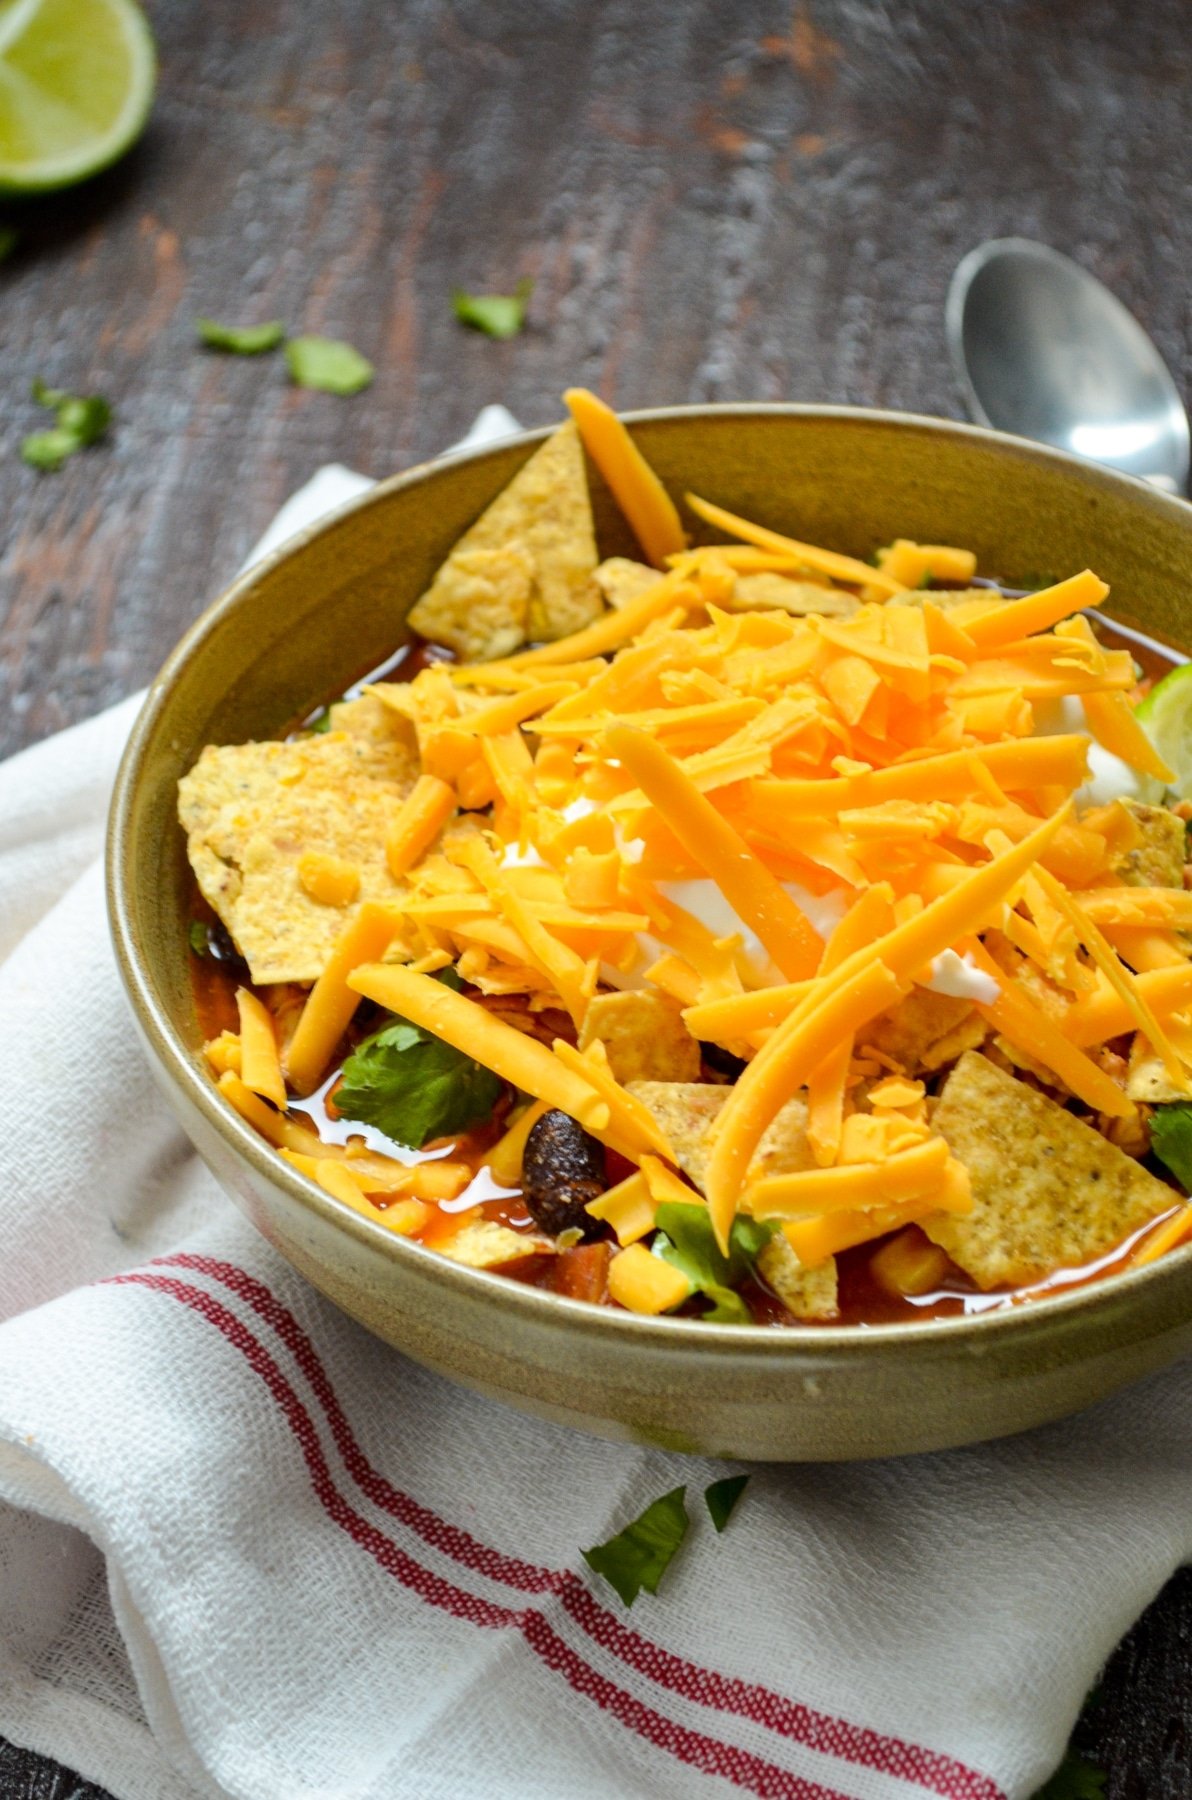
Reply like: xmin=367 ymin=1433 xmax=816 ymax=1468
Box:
xmin=548 ymin=1241 xmax=612 ymax=1304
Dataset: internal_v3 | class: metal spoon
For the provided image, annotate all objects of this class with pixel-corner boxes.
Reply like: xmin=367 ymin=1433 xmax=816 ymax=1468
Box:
xmin=946 ymin=237 xmax=1190 ymax=493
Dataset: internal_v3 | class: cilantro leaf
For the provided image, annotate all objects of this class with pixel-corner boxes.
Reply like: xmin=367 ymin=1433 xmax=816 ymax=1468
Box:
xmin=22 ymin=428 xmax=84 ymax=472
xmin=22 ymin=379 xmax=111 ymax=471
xmin=1151 ymin=1104 xmax=1192 ymax=1192
xmin=704 ymin=1474 xmax=749 ymax=1532
xmin=0 ymin=226 xmax=19 ymax=264
xmin=55 ymin=394 xmax=111 ymax=445
xmin=284 ymin=336 xmax=374 ymax=395
xmin=304 ymin=704 xmax=334 ymax=734
xmin=452 ymin=277 xmax=533 ymax=340
xmin=30 ymin=377 xmax=69 ymax=409
xmin=582 ymin=1487 xmax=689 ymax=1606
xmin=700 ymin=1284 xmax=753 ymax=1323
xmin=189 ymin=921 xmax=209 ymax=956
xmin=1033 ymin=1749 xmax=1106 ymax=1799
xmin=652 ymin=1201 xmax=775 ymax=1321
xmin=335 ymin=972 xmax=498 ymax=1147
xmin=196 ymin=317 xmax=286 ymax=354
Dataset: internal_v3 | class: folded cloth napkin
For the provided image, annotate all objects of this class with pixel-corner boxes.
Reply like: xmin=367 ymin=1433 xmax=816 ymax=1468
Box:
xmin=1 ymin=415 xmax=1190 ymax=1800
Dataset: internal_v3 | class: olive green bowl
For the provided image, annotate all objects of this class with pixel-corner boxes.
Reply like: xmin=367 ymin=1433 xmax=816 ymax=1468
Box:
xmin=107 ymin=406 xmax=1192 ymax=1462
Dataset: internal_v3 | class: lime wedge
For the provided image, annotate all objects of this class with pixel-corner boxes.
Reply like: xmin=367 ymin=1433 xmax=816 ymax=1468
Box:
xmin=0 ymin=0 xmax=155 ymax=194
xmin=1135 ymin=662 xmax=1192 ymax=797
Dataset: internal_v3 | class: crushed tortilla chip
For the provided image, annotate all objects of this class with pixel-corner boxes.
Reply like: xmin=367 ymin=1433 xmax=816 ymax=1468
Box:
xmin=859 ymin=988 xmax=984 ymax=1077
xmin=1127 ymin=1033 xmax=1188 ymax=1104
xmin=578 ymin=990 xmax=701 ymax=1083
xmin=729 ymin=573 xmax=858 ymax=618
xmin=888 ymin=586 xmax=1002 ymax=613
xmin=623 ymin=1083 xmax=730 ymax=1188
xmin=328 ymin=692 xmax=418 ymax=756
xmin=627 ymin=1081 xmax=837 ymax=1317
xmin=627 ymin=1081 xmax=837 ymax=1315
xmin=408 ymin=422 xmax=599 ymax=657
xmin=757 ymin=1232 xmax=839 ymax=1320
xmin=927 ymin=1051 xmax=1175 ymax=1287
xmin=178 ymin=724 xmax=417 ymax=985
xmin=592 ymin=557 xmax=663 ymax=609
xmin=436 ymin=1220 xmax=556 ymax=1268
xmin=1113 ymin=801 xmax=1186 ymax=889
xmin=626 ymin=1082 xmax=818 ymax=1190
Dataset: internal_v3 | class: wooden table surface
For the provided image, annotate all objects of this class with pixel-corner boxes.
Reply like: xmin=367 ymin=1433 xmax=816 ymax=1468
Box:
xmin=2 ymin=1 xmax=1191 ymax=1794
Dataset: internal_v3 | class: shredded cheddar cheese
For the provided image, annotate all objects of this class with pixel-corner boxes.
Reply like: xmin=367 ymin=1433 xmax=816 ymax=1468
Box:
xmin=187 ymin=398 xmax=1192 ymax=1324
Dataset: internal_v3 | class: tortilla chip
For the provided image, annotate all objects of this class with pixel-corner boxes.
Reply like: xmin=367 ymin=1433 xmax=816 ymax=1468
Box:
xmin=1113 ymin=801 xmax=1186 ymax=889
xmin=437 ymin=1221 xmax=555 ymax=1268
xmin=919 ymin=1011 xmax=989 ymax=1071
xmin=407 ymin=422 xmax=599 ymax=657
xmin=757 ymin=1233 xmax=839 ymax=1321
xmin=927 ymin=1050 xmax=1175 ymax=1287
xmin=729 ymin=573 xmax=858 ymax=618
xmin=860 ymin=988 xmax=984 ymax=1076
xmin=405 ymin=546 xmax=534 ymax=664
xmin=624 ymin=1083 xmax=729 ymax=1188
xmin=627 ymin=1081 xmax=835 ymax=1314
xmin=328 ymin=691 xmax=418 ymax=754
xmin=578 ymin=991 xmax=701 ymax=1083
xmin=178 ymin=721 xmax=417 ymax=985
xmin=1127 ymin=1033 xmax=1189 ymax=1103
xmin=625 ymin=1083 xmax=817 ymax=1190
xmin=889 ymin=586 xmax=1000 ymax=613
xmin=593 ymin=557 xmax=663 ymax=609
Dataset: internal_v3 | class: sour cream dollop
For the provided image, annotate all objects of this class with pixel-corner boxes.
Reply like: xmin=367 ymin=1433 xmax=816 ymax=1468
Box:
xmin=654 ymin=877 xmax=848 ymax=980
xmin=1033 ymin=694 xmax=1161 ymax=807
xmin=921 ymin=948 xmax=1000 ymax=1004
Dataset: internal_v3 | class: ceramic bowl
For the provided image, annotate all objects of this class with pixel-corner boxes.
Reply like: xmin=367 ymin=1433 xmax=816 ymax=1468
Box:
xmin=107 ymin=406 xmax=1192 ymax=1461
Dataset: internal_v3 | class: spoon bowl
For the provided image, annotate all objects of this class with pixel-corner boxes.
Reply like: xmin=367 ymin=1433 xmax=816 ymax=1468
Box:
xmin=947 ymin=237 xmax=1190 ymax=492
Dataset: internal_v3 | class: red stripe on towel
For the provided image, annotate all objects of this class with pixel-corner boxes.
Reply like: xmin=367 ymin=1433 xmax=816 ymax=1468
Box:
xmin=142 ymin=1252 xmax=1006 ymax=1800
xmin=112 ymin=1269 xmax=857 ymax=1800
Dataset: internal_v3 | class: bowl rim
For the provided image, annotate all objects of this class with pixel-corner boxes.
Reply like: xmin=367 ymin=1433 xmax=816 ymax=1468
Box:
xmin=106 ymin=401 xmax=1192 ymax=1363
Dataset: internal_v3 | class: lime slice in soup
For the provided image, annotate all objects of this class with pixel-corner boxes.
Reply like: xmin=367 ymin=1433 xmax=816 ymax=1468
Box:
xmin=1136 ymin=662 xmax=1192 ymax=798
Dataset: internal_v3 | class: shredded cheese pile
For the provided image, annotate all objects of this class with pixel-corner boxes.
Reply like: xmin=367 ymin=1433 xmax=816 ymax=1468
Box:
xmin=268 ymin=475 xmax=1192 ymax=1263
xmin=211 ymin=395 xmax=1192 ymax=1284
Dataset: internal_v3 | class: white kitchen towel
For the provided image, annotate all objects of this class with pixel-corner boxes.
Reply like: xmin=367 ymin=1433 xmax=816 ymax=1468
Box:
xmin=0 ymin=417 xmax=1189 ymax=1800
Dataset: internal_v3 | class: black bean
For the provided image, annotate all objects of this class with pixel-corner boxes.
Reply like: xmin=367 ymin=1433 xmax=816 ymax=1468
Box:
xmin=200 ymin=918 xmax=250 ymax=975
xmin=522 ymin=1109 xmax=606 ymax=1237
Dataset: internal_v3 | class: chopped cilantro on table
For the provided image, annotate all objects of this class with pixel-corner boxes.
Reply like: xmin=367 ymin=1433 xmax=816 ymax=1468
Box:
xmin=452 ymin=277 xmax=533 ymax=340
xmin=284 ymin=335 xmax=374 ymax=395
xmin=652 ymin=1201 xmax=776 ymax=1323
xmin=582 ymin=1486 xmax=689 ymax=1606
xmin=1150 ymin=1104 xmax=1192 ymax=1192
xmin=22 ymin=378 xmax=111 ymax=472
xmin=196 ymin=316 xmax=286 ymax=354
xmin=704 ymin=1474 xmax=749 ymax=1532
xmin=335 ymin=968 xmax=502 ymax=1148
